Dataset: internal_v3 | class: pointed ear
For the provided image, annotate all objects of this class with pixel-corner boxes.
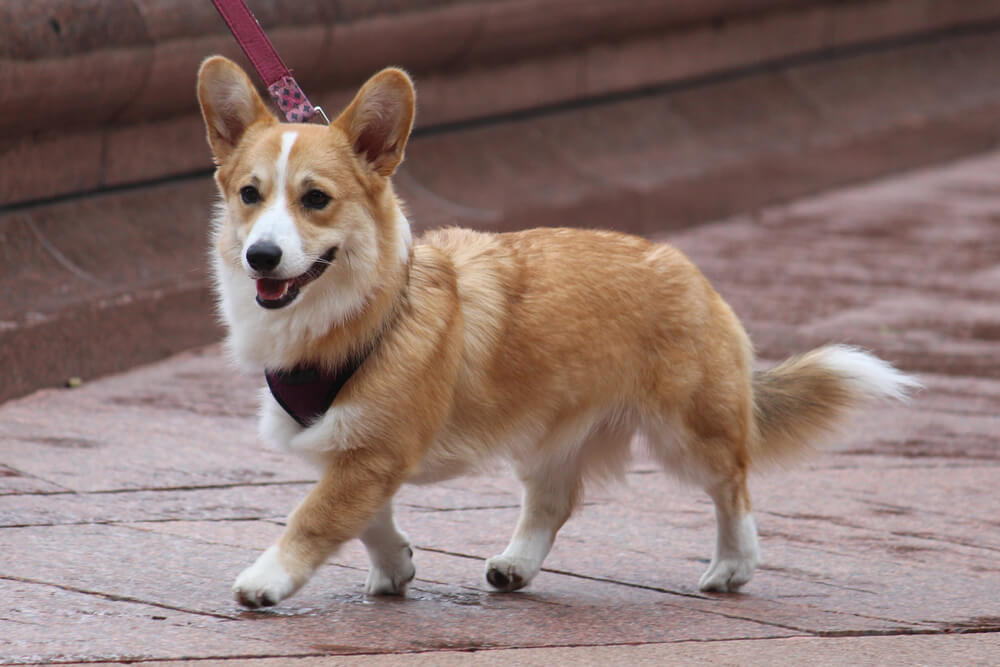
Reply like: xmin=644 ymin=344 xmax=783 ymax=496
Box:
xmin=334 ymin=68 xmax=415 ymax=177
xmin=197 ymin=56 xmax=275 ymax=163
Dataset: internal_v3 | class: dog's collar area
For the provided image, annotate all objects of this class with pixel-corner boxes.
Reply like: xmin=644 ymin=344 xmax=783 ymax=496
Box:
xmin=265 ymin=357 xmax=361 ymax=428
xmin=264 ymin=276 xmax=401 ymax=428
xmin=265 ymin=332 xmax=381 ymax=427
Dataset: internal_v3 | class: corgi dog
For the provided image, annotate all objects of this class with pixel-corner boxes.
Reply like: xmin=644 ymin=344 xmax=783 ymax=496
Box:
xmin=196 ymin=56 xmax=919 ymax=608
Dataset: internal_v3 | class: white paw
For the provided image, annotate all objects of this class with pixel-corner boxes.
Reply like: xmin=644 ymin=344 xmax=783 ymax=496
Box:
xmin=485 ymin=555 xmax=539 ymax=592
xmin=364 ymin=545 xmax=416 ymax=596
xmin=698 ymin=555 xmax=759 ymax=593
xmin=233 ymin=546 xmax=299 ymax=608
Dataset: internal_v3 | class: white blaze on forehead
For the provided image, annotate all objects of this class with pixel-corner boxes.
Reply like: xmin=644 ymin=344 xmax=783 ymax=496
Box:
xmin=244 ymin=131 xmax=305 ymax=273
xmin=275 ymin=131 xmax=297 ymax=185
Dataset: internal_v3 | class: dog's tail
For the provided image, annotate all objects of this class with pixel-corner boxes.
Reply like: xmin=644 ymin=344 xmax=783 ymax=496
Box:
xmin=749 ymin=345 xmax=920 ymax=467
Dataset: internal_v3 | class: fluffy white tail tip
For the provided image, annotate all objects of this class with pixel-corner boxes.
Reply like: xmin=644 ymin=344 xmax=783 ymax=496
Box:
xmin=814 ymin=345 xmax=922 ymax=402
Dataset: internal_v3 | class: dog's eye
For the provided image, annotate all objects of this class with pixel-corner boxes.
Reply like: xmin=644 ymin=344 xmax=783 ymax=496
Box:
xmin=240 ymin=186 xmax=260 ymax=205
xmin=302 ymin=189 xmax=331 ymax=210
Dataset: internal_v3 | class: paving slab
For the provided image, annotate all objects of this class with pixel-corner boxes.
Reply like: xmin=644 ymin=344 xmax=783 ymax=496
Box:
xmin=3 ymin=151 xmax=1000 ymax=663
xmin=61 ymin=634 xmax=1000 ymax=667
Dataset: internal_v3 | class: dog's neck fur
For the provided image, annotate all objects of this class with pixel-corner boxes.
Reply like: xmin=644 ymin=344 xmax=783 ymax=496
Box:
xmin=215 ymin=185 xmax=413 ymax=374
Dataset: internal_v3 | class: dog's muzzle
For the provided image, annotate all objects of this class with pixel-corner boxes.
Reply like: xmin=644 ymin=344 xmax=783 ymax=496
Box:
xmin=254 ymin=247 xmax=337 ymax=309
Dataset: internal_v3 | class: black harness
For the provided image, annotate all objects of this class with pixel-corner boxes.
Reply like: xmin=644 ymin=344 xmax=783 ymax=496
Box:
xmin=265 ymin=349 xmax=369 ymax=427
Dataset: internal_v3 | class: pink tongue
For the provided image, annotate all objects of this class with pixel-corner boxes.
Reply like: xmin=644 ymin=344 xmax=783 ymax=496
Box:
xmin=256 ymin=278 xmax=292 ymax=301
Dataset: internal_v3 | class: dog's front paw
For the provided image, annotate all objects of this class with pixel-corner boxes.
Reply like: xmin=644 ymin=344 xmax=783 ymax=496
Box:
xmin=365 ymin=545 xmax=415 ymax=596
xmin=698 ymin=556 xmax=758 ymax=593
xmin=485 ymin=555 xmax=538 ymax=592
xmin=233 ymin=546 xmax=299 ymax=608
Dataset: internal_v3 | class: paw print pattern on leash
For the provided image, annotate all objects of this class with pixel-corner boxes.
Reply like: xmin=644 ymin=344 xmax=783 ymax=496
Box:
xmin=268 ymin=75 xmax=315 ymax=123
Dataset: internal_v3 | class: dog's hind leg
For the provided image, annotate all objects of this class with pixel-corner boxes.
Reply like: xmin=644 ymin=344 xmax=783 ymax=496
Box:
xmin=485 ymin=417 xmax=634 ymax=592
xmin=648 ymin=421 xmax=760 ymax=592
xmin=485 ymin=461 xmax=581 ymax=592
xmin=697 ymin=469 xmax=759 ymax=592
xmin=360 ymin=500 xmax=415 ymax=596
xmin=645 ymin=366 xmax=760 ymax=592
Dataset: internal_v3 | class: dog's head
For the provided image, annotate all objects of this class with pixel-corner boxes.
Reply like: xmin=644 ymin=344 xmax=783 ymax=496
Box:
xmin=196 ymin=56 xmax=415 ymax=321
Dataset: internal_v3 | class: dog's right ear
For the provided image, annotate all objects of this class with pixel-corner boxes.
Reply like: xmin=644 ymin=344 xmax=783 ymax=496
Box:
xmin=197 ymin=56 xmax=275 ymax=164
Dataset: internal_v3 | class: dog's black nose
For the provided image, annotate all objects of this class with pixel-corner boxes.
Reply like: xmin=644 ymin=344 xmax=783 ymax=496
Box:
xmin=246 ymin=242 xmax=282 ymax=272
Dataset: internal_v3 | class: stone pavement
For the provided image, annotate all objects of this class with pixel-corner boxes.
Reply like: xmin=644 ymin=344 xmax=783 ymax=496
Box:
xmin=2 ymin=150 xmax=1000 ymax=664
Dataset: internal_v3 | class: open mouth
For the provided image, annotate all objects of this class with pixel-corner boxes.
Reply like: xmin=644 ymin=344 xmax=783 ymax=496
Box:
xmin=255 ymin=248 xmax=337 ymax=309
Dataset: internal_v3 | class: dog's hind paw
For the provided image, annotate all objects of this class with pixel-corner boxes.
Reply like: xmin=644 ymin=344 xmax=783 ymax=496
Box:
xmin=484 ymin=555 xmax=537 ymax=592
xmin=233 ymin=546 xmax=299 ymax=608
xmin=698 ymin=557 xmax=757 ymax=593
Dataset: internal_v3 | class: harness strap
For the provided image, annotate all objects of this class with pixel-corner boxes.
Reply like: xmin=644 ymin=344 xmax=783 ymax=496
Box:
xmin=265 ymin=356 xmax=364 ymax=428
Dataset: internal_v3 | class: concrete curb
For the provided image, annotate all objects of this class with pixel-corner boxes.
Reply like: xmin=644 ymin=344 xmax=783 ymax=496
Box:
xmin=4 ymin=0 xmax=1000 ymax=206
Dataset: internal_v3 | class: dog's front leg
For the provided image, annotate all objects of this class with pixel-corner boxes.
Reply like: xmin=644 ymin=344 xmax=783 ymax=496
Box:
xmin=360 ymin=501 xmax=415 ymax=595
xmin=233 ymin=451 xmax=405 ymax=608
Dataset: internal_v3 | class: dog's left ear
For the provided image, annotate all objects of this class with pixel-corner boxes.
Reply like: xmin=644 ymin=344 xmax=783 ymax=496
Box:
xmin=334 ymin=68 xmax=415 ymax=177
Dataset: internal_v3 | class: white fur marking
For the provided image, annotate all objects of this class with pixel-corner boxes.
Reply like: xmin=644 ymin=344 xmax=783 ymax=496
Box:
xmin=233 ymin=545 xmax=298 ymax=606
xmin=287 ymin=403 xmax=364 ymax=455
xmin=815 ymin=345 xmax=921 ymax=402
xmin=258 ymin=386 xmax=364 ymax=458
xmin=485 ymin=531 xmax=552 ymax=589
xmin=699 ymin=513 xmax=760 ymax=592
xmin=257 ymin=388 xmax=303 ymax=449
xmin=244 ymin=132 xmax=310 ymax=276
xmin=360 ymin=504 xmax=415 ymax=596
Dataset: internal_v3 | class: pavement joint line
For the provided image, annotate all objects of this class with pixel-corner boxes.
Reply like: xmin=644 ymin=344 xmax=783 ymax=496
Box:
xmin=0 ymin=466 xmax=74 ymax=494
xmin=412 ymin=545 xmax=485 ymax=562
xmin=0 ymin=516 xmax=277 ymax=529
xmin=756 ymin=568 xmax=879 ymax=596
xmin=108 ymin=522 xmax=397 ymax=580
xmin=106 ymin=520 xmax=288 ymax=554
xmin=0 ymin=574 xmax=238 ymax=621
xmin=5 ymin=651 xmax=398 ymax=666
xmin=400 ymin=503 xmax=522 ymax=513
xmin=0 ymin=614 xmax=39 ymax=627
xmin=5 ymin=19 xmax=1000 ymax=217
xmin=0 ymin=480 xmax=315 ymax=498
xmin=400 ymin=500 xmax=604 ymax=513
xmin=855 ymin=498 xmax=1000 ymax=524
xmin=887 ymin=531 xmax=1000 ymax=554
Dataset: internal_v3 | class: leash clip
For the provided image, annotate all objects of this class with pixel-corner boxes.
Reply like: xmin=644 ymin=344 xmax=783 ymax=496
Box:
xmin=312 ymin=106 xmax=330 ymax=125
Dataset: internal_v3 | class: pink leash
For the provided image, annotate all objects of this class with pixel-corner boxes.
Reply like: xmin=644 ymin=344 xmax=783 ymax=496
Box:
xmin=210 ymin=0 xmax=328 ymax=124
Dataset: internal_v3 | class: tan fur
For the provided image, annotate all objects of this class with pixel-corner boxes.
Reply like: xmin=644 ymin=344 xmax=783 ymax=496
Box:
xmin=196 ymin=57 xmax=917 ymax=607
